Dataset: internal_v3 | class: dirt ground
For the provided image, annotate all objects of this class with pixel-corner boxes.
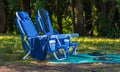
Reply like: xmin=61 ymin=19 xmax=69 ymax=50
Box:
xmin=0 ymin=62 xmax=120 ymax=72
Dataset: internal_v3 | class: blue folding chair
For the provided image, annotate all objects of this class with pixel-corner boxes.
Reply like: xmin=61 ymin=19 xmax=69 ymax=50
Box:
xmin=35 ymin=9 xmax=79 ymax=56
xmin=15 ymin=11 xmax=67 ymax=60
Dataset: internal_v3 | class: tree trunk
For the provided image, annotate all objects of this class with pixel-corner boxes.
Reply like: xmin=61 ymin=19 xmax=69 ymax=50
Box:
xmin=113 ymin=8 xmax=120 ymax=37
xmin=70 ymin=0 xmax=76 ymax=33
xmin=56 ymin=0 xmax=62 ymax=34
xmin=75 ymin=0 xmax=87 ymax=36
xmin=0 ymin=0 xmax=6 ymax=33
xmin=83 ymin=0 xmax=93 ymax=36
xmin=96 ymin=0 xmax=116 ymax=37
xmin=21 ymin=0 xmax=31 ymax=14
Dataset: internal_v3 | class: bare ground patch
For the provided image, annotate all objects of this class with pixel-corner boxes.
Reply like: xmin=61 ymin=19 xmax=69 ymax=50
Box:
xmin=0 ymin=62 xmax=120 ymax=72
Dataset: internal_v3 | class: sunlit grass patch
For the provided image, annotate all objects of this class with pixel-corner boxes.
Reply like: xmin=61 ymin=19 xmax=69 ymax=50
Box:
xmin=72 ymin=37 xmax=120 ymax=54
xmin=0 ymin=34 xmax=25 ymax=65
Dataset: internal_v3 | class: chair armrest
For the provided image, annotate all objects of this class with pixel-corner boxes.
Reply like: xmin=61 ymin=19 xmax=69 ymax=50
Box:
xmin=28 ymin=35 xmax=47 ymax=40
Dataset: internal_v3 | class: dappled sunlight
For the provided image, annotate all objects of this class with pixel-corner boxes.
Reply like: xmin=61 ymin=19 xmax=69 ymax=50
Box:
xmin=73 ymin=37 xmax=120 ymax=54
xmin=79 ymin=44 xmax=97 ymax=50
xmin=73 ymin=37 xmax=120 ymax=43
xmin=88 ymin=46 xmax=97 ymax=50
xmin=0 ymin=35 xmax=23 ymax=64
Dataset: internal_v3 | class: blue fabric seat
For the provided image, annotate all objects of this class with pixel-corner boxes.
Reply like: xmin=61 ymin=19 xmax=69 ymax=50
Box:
xmin=15 ymin=11 xmax=67 ymax=60
xmin=35 ymin=9 xmax=79 ymax=56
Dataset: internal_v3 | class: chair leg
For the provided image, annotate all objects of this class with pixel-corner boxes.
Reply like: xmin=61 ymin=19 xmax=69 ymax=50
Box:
xmin=53 ymin=48 xmax=67 ymax=60
xmin=23 ymin=50 xmax=31 ymax=60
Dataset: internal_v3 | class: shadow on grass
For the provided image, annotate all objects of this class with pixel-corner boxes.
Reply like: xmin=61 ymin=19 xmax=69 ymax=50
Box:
xmin=0 ymin=34 xmax=24 ymax=65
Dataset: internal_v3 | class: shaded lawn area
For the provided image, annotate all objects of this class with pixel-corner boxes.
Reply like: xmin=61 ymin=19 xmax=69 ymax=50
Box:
xmin=0 ymin=34 xmax=120 ymax=72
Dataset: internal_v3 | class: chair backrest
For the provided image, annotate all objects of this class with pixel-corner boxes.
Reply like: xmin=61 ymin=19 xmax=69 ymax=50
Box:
xmin=36 ymin=9 xmax=54 ymax=35
xmin=16 ymin=11 xmax=39 ymax=37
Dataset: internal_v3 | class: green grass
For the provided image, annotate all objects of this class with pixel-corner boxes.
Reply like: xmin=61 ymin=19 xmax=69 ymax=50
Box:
xmin=0 ymin=35 xmax=120 ymax=62
xmin=0 ymin=34 xmax=27 ymax=65
xmin=0 ymin=34 xmax=120 ymax=71
xmin=72 ymin=37 xmax=120 ymax=54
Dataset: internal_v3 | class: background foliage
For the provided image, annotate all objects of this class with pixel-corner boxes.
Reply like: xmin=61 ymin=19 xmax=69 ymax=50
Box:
xmin=0 ymin=0 xmax=120 ymax=38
